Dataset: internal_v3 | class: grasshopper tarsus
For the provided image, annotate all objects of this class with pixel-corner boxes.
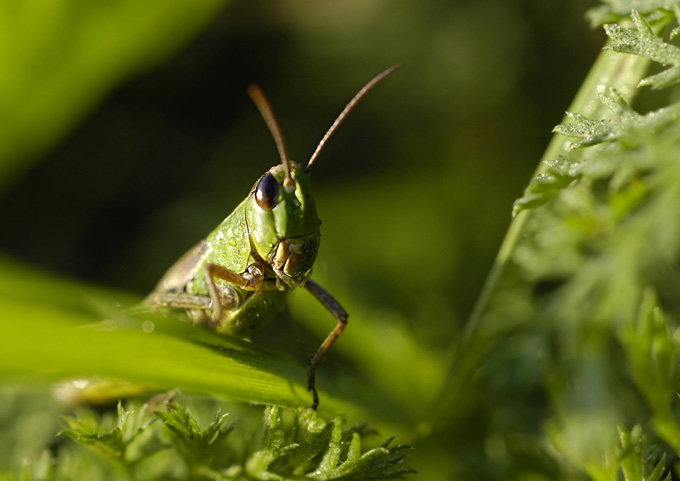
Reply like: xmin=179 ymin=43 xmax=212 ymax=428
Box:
xmin=308 ymin=374 xmax=320 ymax=411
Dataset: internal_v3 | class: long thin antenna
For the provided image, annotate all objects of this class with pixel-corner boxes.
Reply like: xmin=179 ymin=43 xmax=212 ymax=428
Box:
xmin=247 ymin=84 xmax=295 ymax=190
xmin=305 ymin=64 xmax=400 ymax=174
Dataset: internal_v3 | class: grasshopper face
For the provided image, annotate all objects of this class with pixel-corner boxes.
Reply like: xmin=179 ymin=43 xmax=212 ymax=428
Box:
xmin=246 ymin=162 xmax=320 ymax=288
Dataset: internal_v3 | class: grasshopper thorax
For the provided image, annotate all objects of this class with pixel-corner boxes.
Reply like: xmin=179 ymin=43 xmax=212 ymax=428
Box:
xmin=246 ymin=162 xmax=320 ymax=288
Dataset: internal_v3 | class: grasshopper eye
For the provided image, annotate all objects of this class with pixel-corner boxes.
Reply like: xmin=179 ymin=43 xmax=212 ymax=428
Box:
xmin=255 ymin=173 xmax=279 ymax=210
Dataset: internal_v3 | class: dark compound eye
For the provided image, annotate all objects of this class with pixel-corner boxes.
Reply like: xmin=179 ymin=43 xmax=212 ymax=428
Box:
xmin=255 ymin=173 xmax=279 ymax=210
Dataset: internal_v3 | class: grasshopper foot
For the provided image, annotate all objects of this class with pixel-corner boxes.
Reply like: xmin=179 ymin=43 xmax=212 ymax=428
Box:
xmin=307 ymin=367 xmax=319 ymax=411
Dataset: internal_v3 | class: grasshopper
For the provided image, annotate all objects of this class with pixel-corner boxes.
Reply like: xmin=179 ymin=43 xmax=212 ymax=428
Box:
xmin=147 ymin=65 xmax=399 ymax=409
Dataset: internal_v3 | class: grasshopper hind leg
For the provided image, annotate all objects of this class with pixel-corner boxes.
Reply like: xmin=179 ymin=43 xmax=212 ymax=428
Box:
xmin=146 ymin=285 xmax=241 ymax=328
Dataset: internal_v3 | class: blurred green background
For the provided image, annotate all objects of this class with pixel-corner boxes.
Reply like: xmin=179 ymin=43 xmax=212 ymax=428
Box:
xmin=0 ymin=0 xmax=607 ymax=479
xmin=0 ymin=0 xmax=601 ymax=333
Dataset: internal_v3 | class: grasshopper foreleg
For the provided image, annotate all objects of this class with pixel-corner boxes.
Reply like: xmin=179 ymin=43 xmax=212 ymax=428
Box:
xmin=203 ymin=262 xmax=267 ymax=321
xmin=304 ymin=278 xmax=348 ymax=410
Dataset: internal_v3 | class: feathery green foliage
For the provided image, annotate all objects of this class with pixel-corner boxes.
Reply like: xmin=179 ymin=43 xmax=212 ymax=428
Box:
xmin=500 ymin=6 xmax=680 ymax=480
xmin=604 ymin=11 xmax=680 ymax=88
xmin=618 ymin=425 xmax=670 ymax=481
xmin=19 ymin=400 xmax=413 ymax=481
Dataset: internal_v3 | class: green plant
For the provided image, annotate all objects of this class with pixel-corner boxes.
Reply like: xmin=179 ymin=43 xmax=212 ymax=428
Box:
xmin=4 ymin=2 xmax=680 ymax=480
xmin=465 ymin=5 xmax=680 ymax=480
xmin=45 ymin=401 xmax=412 ymax=481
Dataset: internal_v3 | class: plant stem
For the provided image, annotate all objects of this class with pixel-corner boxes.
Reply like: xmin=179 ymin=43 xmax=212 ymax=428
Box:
xmin=463 ymin=47 xmax=650 ymax=344
xmin=434 ymin=42 xmax=653 ymax=422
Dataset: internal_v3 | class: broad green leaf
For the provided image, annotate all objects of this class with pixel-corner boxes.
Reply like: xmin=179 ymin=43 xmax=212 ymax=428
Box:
xmin=0 ymin=256 xmax=410 ymax=428
xmin=0 ymin=296 xmax=312 ymax=408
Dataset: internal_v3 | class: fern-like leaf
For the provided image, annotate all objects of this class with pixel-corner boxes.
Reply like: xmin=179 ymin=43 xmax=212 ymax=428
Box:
xmin=515 ymin=88 xmax=678 ymax=215
xmin=512 ymin=156 xmax=583 ymax=216
xmin=56 ymin=401 xmax=413 ymax=481
xmin=60 ymin=401 xmax=157 ymax=460
xmin=587 ymin=2 xmax=674 ymax=28
xmin=604 ymin=10 xmax=680 ymax=89
xmin=552 ymin=87 xmax=677 ymax=150
xmin=619 ymin=424 xmax=671 ymax=481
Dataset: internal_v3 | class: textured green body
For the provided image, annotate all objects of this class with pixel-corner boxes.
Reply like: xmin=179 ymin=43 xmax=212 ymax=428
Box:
xmin=190 ymin=199 xmax=252 ymax=292
xmin=153 ymin=164 xmax=320 ymax=339
xmin=191 ymin=199 xmax=288 ymax=338
xmin=213 ymin=284 xmax=287 ymax=339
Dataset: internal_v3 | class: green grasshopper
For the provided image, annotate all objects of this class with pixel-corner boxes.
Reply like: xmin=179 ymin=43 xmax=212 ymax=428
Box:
xmin=147 ymin=65 xmax=399 ymax=410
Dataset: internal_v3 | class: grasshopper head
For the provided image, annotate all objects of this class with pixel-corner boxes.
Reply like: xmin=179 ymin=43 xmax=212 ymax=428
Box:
xmin=244 ymin=66 xmax=399 ymax=287
xmin=246 ymin=162 xmax=320 ymax=288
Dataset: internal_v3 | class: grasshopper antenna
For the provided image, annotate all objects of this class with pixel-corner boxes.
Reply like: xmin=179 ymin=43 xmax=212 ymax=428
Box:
xmin=247 ymin=84 xmax=295 ymax=191
xmin=305 ymin=64 xmax=401 ymax=174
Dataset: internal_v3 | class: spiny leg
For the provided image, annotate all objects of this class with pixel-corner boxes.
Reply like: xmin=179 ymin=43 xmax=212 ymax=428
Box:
xmin=146 ymin=292 xmax=213 ymax=311
xmin=304 ymin=278 xmax=348 ymax=410
xmin=146 ymin=290 xmax=237 ymax=328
